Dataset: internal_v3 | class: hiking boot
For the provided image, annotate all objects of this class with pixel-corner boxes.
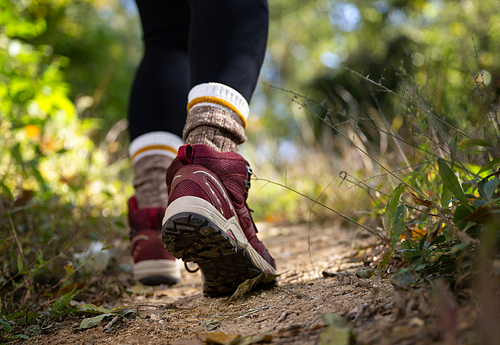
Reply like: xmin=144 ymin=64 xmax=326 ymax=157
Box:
xmin=161 ymin=144 xmax=276 ymax=296
xmin=129 ymin=196 xmax=181 ymax=286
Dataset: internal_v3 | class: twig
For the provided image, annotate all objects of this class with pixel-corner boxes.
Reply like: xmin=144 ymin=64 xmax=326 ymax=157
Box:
xmin=8 ymin=210 xmax=34 ymax=296
xmin=290 ymin=95 xmax=425 ymax=198
xmin=253 ymin=177 xmax=388 ymax=244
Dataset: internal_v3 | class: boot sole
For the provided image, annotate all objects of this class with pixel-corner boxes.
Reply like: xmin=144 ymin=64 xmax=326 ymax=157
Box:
xmin=162 ymin=211 xmax=264 ymax=296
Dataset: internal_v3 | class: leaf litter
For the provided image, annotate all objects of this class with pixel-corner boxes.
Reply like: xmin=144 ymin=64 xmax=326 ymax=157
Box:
xmin=22 ymin=222 xmax=485 ymax=344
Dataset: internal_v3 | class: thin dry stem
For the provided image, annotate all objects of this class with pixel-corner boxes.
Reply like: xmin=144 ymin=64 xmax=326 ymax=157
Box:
xmin=253 ymin=176 xmax=389 ymax=244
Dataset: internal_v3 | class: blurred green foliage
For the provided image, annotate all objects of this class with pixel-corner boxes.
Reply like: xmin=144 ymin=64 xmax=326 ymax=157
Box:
xmin=254 ymin=0 xmax=500 ymax=153
xmin=0 ymin=0 xmax=137 ymax=314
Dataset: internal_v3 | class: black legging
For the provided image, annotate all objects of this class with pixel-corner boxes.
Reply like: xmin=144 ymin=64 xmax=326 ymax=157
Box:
xmin=128 ymin=0 xmax=269 ymax=141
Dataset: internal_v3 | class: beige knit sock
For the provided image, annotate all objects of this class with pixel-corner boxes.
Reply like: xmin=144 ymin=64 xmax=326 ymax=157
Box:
xmin=133 ymin=154 xmax=172 ymax=208
xmin=183 ymin=105 xmax=246 ymax=152
xmin=183 ymin=83 xmax=250 ymax=153
xmin=129 ymin=131 xmax=184 ymax=209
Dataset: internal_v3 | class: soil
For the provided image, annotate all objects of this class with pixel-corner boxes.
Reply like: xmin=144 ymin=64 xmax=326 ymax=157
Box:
xmin=25 ymin=221 xmax=478 ymax=345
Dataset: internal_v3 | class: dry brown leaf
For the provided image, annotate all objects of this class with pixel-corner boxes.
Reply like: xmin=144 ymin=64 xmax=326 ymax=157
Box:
xmin=226 ymin=272 xmax=277 ymax=305
xmin=202 ymin=332 xmax=241 ymax=344
xmin=410 ymin=192 xmax=433 ymax=207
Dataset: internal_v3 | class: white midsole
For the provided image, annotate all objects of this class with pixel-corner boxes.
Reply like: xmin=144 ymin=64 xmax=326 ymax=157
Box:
xmin=163 ymin=196 xmax=276 ymax=275
xmin=133 ymin=259 xmax=182 ymax=281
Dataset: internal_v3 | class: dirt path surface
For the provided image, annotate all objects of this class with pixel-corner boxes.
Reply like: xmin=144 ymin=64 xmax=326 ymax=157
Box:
xmin=25 ymin=222 xmax=466 ymax=345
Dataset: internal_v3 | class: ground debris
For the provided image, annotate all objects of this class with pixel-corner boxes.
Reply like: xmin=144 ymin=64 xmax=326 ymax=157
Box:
xmin=317 ymin=314 xmax=355 ymax=345
xmin=20 ymin=224 xmax=484 ymax=345
xmin=226 ymin=273 xmax=277 ymax=305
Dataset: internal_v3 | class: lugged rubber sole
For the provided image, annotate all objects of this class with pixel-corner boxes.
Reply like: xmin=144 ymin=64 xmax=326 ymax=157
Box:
xmin=162 ymin=212 xmax=264 ymax=296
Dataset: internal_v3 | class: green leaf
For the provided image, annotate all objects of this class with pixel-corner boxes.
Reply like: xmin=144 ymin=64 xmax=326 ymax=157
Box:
xmin=385 ymin=183 xmax=404 ymax=236
xmin=411 ymin=255 xmax=426 ymax=271
xmin=318 ymin=314 xmax=355 ymax=345
xmin=0 ymin=319 xmax=13 ymax=333
xmin=0 ymin=182 xmax=14 ymax=200
xmin=17 ymin=253 xmax=24 ymax=275
xmin=418 ymin=232 xmax=428 ymax=253
xmin=457 ymin=139 xmax=493 ymax=149
xmin=399 ymin=239 xmax=420 ymax=260
xmin=453 ymin=204 xmax=473 ymax=229
xmin=377 ymin=250 xmax=393 ymax=271
xmin=429 ymin=235 xmax=446 ymax=246
xmin=478 ymin=158 xmax=500 ymax=175
xmin=7 ymin=312 xmax=26 ymax=321
xmin=449 ymin=132 xmax=457 ymax=169
xmin=79 ymin=314 xmax=112 ymax=329
xmin=113 ymin=220 xmax=126 ymax=228
xmin=14 ymin=334 xmax=30 ymax=340
xmin=391 ymin=203 xmax=406 ymax=249
xmin=50 ymin=289 xmax=77 ymax=319
xmin=393 ymin=269 xmax=418 ymax=286
xmin=441 ymin=184 xmax=452 ymax=208
xmin=480 ymin=177 xmax=498 ymax=199
xmin=437 ymin=158 xmax=472 ymax=210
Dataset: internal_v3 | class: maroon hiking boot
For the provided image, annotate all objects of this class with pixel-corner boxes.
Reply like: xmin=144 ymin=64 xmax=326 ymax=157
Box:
xmin=129 ymin=196 xmax=181 ymax=286
xmin=161 ymin=144 xmax=276 ymax=296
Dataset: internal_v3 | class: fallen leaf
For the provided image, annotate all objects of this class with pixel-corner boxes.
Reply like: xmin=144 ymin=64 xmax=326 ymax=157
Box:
xmin=202 ymin=331 xmax=241 ymax=344
xmin=410 ymin=191 xmax=433 ymax=206
xmin=318 ymin=314 xmax=355 ymax=345
xmin=79 ymin=308 xmax=135 ymax=329
xmin=226 ymin=273 xmax=277 ymax=305
xmin=355 ymin=268 xmax=375 ymax=279
xmin=80 ymin=314 xmax=112 ymax=329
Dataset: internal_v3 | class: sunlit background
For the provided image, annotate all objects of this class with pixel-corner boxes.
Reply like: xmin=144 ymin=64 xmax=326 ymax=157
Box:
xmin=1 ymin=0 xmax=499 ymax=261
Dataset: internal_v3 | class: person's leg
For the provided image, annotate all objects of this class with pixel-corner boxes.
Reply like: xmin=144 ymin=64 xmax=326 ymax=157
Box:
xmin=162 ymin=0 xmax=276 ymax=296
xmin=183 ymin=0 xmax=269 ymax=153
xmin=129 ymin=0 xmax=190 ymax=209
xmin=127 ymin=0 xmax=190 ymax=285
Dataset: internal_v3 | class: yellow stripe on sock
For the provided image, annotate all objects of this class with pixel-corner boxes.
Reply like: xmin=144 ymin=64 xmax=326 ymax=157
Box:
xmin=131 ymin=145 xmax=178 ymax=161
xmin=187 ymin=96 xmax=247 ymax=129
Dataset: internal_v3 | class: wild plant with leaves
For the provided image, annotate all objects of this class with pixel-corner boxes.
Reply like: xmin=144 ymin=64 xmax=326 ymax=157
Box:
xmin=285 ymin=64 xmax=500 ymax=288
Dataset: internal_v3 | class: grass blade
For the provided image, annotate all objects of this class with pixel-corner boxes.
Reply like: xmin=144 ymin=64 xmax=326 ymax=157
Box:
xmin=391 ymin=203 xmax=407 ymax=249
xmin=385 ymin=183 xmax=404 ymax=237
xmin=437 ymin=158 xmax=472 ymax=211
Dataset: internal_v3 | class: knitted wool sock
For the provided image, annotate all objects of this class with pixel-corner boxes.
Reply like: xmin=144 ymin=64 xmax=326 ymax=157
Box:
xmin=132 ymin=155 xmax=172 ymax=208
xmin=130 ymin=132 xmax=184 ymax=209
xmin=183 ymin=83 xmax=249 ymax=153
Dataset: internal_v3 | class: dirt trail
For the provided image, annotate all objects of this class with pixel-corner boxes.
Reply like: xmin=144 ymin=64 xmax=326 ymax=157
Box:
xmin=26 ymin=222 xmax=453 ymax=345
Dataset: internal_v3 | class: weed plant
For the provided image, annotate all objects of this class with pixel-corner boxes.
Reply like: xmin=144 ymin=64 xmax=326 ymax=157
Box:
xmin=268 ymin=62 xmax=500 ymax=292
